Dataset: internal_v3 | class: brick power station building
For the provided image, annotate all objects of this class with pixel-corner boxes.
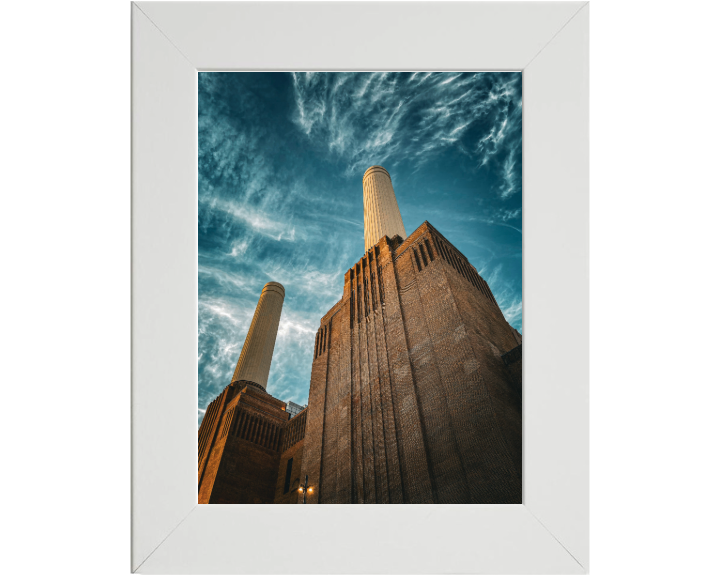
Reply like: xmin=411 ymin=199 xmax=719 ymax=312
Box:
xmin=198 ymin=166 xmax=522 ymax=504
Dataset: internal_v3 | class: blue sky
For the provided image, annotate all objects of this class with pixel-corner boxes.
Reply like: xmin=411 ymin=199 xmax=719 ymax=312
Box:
xmin=198 ymin=72 xmax=522 ymax=426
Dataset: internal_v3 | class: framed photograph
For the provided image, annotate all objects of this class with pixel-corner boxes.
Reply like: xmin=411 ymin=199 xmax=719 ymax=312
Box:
xmin=132 ymin=1 xmax=588 ymax=573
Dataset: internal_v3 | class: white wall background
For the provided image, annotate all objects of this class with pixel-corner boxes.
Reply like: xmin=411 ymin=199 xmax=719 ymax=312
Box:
xmin=1 ymin=0 xmax=717 ymax=574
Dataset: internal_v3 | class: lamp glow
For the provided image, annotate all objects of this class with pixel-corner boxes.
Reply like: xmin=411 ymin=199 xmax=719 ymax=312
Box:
xmin=299 ymin=474 xmax=311 ymax=504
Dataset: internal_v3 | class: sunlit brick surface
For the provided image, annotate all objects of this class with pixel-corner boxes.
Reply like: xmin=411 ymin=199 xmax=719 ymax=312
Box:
xmin=197 ymin=223 xmax=522 ymax=504
xmin=301 ymin=222 xmax=522 ymax=504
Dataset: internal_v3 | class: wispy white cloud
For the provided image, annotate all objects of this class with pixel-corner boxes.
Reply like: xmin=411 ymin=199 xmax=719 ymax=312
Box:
xmin=200 ymin=193 xmax=299 ymax=243
xmin=198 ymin=266 xmax=250 ymax=295
xmin=289 ymin=72 xmax=522 ymax=181
xmin=199 ymin=298 xmax=252 ymax=330
xmin=484 ymin=263 xmax=504 ymax=288
xmin=498 ymin=208 xmax=521 ymax=221
xmin=462 ymin=206 xmax=522 ymax=236
xmin=488 ymin=221 xmax=522 ymax=235
xmin=292 ymin=72 xmax=327 ymax=135
xmin=198 ymin=72 xmax=523 ymax=427
xmin=500 ymin=298 xmax=523 ymax=328
xmin=438 ymin=73 xmax=463 ymax=86
xmin=228 ymin=239 xmax=249 ymax=257
xmin=476 ymin=263 xmax=522 ymax=331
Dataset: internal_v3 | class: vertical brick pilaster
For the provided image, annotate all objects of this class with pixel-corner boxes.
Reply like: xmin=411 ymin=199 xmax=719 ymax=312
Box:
xmin=301 ymin=334 xmax=330 ymax=504
xmin=350 ymin=294 xmax=365 ymax=503
xmin=358 ymin=295 xmax=377 ymax=502
xmin=370 ymin=249 xmax=404 ymax=503
xmin=332 ymin=312 xmax=353 ymax=503
xmin=379 ymin=243 xmax=434 ymax=503
xmin=394 ymin=246 xmax=469 ymax=503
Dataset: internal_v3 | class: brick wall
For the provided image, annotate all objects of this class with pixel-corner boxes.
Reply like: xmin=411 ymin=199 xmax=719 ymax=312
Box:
xmin=274 ymin=409 xmax=307 ymax=503
xmin=274 ymin=440 xmax=304 ymax=504
xmin=502 ymin=344 xmax=522 ymax=397
xmin=198 ymin=384 xmax=237 ymax=489
xmin=300 ymin=222 xmax=522 ymax=504
xmin=198 ymin=382 xmax=289 ymax=504
xmin=198 ymin=220 xmax=522 ymax=505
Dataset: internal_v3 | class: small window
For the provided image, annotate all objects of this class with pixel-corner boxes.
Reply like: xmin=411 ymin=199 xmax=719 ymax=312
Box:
xmin=413 ymin=248 xmax=423 ymax=271
xmin=424 ymin=239 xmax=434 ymax=261
xmin=283 ymin=458 xmax=294 ymax=494
xmin=419 ymin=244 xmax=429 ymax=266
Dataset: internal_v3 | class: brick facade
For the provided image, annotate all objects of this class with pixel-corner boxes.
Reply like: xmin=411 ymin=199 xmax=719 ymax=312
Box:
xmin=273 ymin=409 xmax=307 ymax=504
xmin=198 ymin=380 xmax=289 ymax=503
xmin=198 ymin=221 xmax=522 ymax=504
xmin=198 ymin=381 xmax=310 ymax=504
xmin=300 ymin=222 xmax=522 ymax=504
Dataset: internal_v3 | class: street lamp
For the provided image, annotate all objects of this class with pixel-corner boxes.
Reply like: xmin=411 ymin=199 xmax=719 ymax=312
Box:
xmin=297 ymin=474 xmax=314 ymax=504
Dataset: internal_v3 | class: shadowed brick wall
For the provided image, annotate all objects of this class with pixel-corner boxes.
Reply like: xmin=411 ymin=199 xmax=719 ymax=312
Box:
xmin=273 ymin=408 xmax=307 ymax=504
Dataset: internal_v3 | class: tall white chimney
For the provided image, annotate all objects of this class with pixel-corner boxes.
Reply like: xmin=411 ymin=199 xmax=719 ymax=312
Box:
xmin=362 ymin=166 xmax=407 ymax=251
xmin=231 ymin=282 xmax=285 ymax=390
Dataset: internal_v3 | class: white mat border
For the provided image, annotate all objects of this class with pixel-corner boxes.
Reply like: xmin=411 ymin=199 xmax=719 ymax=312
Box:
xmin=131 ymin=2 xmax=589 ymax=573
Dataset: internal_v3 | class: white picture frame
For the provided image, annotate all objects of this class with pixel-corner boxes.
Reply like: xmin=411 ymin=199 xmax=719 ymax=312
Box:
xmin=131 ymin=1 xmax=589 ymax=573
